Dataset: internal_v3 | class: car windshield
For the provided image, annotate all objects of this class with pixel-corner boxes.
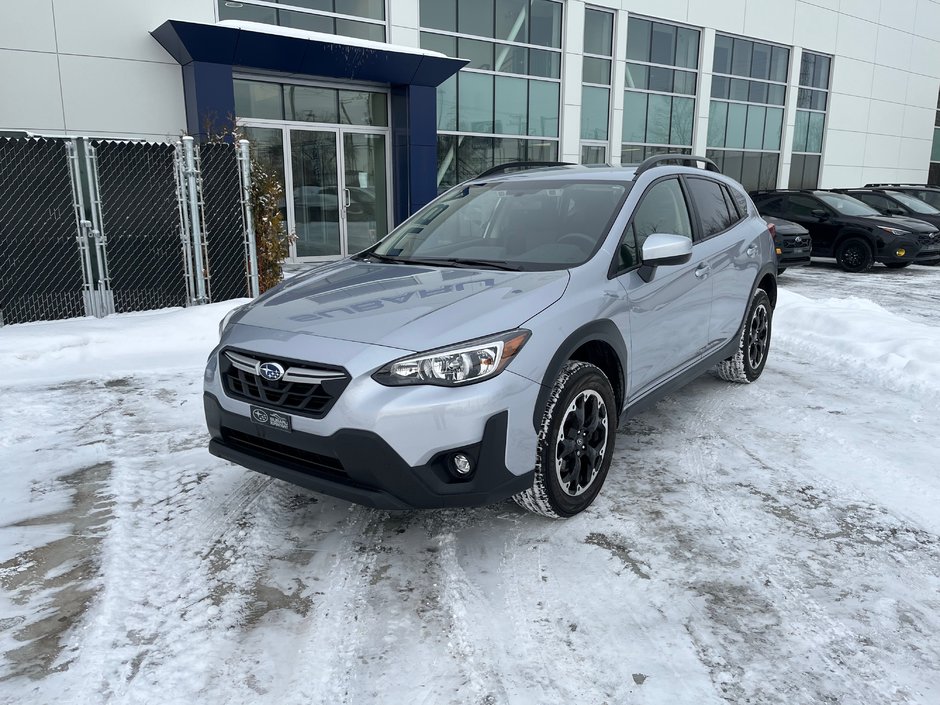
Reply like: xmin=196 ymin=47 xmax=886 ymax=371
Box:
xmin=815 ymin=192 xmax=881 ymax=216
xmin=888 ymin=191 xmax=940 ymax=214
xmin=367 ymin=180 xmax=629 ymax=271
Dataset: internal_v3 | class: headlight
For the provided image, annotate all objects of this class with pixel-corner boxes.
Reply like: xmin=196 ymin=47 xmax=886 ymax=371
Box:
xmin=218 ymin=305 xmax=247 ymax=338
xmin=878 ymin=226 xmax=911 ymax=236
xmin=372 ymin=330 xmax=531 ymax=387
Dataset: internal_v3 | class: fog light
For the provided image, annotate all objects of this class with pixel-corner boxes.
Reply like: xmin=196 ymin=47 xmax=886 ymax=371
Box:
xmin=896 ymin=248 xmax=906 ymax=257
xmin=775 ymin=247 xmax=782 ymax=255
xmin=452 ymin=453 xmax=473 ymax=476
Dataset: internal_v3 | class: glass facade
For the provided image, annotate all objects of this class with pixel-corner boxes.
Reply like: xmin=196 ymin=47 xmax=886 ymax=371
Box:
xmin=930 ymin=91 xmax=940 ymax=186
xmin=580 ymin=7 xmax=615 ymax=164
xmin=622 ymin=18 xmax=700 ymax=164
xmin=235 ymin=80 xmax=388 ymax=126
xmin=706 ymin=34 xmax=789 ymax=190
xmin=420 ymin=0 xmax=564 ymax=189
xmin=789 ymin=51 xmax=831 ymax=189
xmin=217 ymin=0 xmax=386 ymax=42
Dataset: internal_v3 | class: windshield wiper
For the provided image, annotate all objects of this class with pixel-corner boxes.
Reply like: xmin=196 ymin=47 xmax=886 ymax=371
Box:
xmin=354 ymin=252 xmax=407 ymax=264
xmin=414 ymin=257 xmax=523 ymax=271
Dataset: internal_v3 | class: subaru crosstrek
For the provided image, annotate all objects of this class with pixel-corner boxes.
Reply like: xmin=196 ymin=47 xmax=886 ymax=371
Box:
xmin=205 ymin=156 xmax=777 ymax=518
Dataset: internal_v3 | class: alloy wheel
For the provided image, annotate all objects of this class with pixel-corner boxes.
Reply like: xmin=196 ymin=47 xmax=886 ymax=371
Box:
xmin=554 ymin=390 xmax=609 ymax=496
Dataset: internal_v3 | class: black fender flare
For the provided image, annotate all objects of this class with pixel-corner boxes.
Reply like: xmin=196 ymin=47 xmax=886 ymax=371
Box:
xmin=532 ymin=319 xmax=628 ymax=430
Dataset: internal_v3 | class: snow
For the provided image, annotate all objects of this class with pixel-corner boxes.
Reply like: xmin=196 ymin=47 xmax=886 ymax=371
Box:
xmin=2 ymin=264 xmax=940 ymax=704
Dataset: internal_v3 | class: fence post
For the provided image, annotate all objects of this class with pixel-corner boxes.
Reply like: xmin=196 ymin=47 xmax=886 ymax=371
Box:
xmin=82 ymin=139 xmax=115 ymax=316
xmin=237 ymin=139 xmax=260 ymax=298
xmin=66 ymin=139 xmax=102 ymax=318
xmin=182 ymin=136 xmax=208 ymax=304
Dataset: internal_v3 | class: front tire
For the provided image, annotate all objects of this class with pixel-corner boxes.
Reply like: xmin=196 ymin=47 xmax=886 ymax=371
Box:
xmin=513 ymin=361 xmax=616 ymax=518
xmin=717 ymin=289 xmax=772 ymax=384
xmin=836 ymin=237 xmax=874 ymax=272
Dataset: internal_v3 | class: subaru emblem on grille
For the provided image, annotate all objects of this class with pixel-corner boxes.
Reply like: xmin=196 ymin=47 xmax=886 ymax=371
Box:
xmin=258 ymin=362 xmax=285 ymax=381
xmin=794 ymin=236 xmax=802 ymax=244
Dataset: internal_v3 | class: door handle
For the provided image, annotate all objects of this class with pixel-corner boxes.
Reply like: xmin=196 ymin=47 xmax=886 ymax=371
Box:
xmin=343 ymin=188 xmax=351 ymax=208
xmin=746 ymin=244 xmax=758 ymax=257
xmin=694 ymin=264 xmax=710 ymax=279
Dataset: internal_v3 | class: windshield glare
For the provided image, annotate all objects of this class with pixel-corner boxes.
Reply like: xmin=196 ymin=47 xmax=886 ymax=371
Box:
xmin=888 ymin=191 xmax=940 ymax=214
xmin=816 ymin=192 xmax=881 ymax=216
xmin=372 ymin=181 xmax=629 ymax=270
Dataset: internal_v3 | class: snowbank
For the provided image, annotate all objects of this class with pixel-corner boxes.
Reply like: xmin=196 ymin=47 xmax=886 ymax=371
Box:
xmin=0 ymin=301 xmax=247 ymax=386
xmin=774 ymin=289 xmax=940 ymax=397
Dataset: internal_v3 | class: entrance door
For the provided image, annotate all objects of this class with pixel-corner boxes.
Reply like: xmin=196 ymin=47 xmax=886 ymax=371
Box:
xmin=240 ymin=122 xmax=390 ymax=261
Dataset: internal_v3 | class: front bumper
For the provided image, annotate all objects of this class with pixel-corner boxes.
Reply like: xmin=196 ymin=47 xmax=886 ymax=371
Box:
xmin=205 ymin=393 xmax=534 ymax=509
xmin=875 ymin=238 xmax=940 ymax=265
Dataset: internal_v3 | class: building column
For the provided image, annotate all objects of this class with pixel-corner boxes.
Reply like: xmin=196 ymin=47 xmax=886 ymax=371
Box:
xmin=560 ymin=0 xmax=585 ymax=163
xmin=608 ymin=8 xmax=629 ymax=166
xmin=181 ymin=61 xmax=235 ymax=140
xmin=390 ymin=84 xmax=439 ymax=224
xmin=388 ymin=0 xmax=420 ymax=47
xmin=779 ymin=47 xmax=803 ymax=188
xmin=692 ymin=28 xmax=715 ymax=159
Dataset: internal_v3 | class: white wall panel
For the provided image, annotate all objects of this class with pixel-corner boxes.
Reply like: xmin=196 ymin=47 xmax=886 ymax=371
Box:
xmin=0 ymin=0 xmax=56 ymax=53
xmin=793 ymin=2 xmax=839 ymax=54
xmin=829 ymin=57 xmax=874 ymax=98
xmin=743 ymin=1 xmax=796 ymax=45
xmin=835 ymin=15 xmax=878 ymax=62
xmin=864 ymin=133 xmax=902 ymax=168
xmin=687 ymin=0 xmax=746 ymax=35
xmin=870 ymin=65 xmax=910 ymax=105
xmin=874 ymin=26 xmax=913 ymax=71
xmin=867 ymin=100 xmax=906 ymax=136
xmin=910 ymin=36 xmax=940 ymax=78
xmin=840 ymin=0 xmax=881 ymax=22
xmin=0 ymin=50 xmax=65 ymax=132
xmin=879 ymin=0 xmax=917 ymax=32
xmin=828 ymin=93 xmax=873 ymax=133
xmin=823 ymin=129 xmax=868 ymax=166
xmin=912 ymin=0 xmax=940 ymax=39
xmin=627 ymin=0 xmax=689 ymax=26
xmin=58 ymin=55 xmax=185 ymax=139
xmin=905 ymin=73 xmax=940 ymax=110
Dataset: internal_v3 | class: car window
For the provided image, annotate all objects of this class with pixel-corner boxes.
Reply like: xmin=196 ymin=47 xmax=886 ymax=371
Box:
xmin=888 ymin=191 xmax=940 ymax=214
xmin=851 ymin=192 xmax=894 ymax=213
xmin=616 ymin=178 xmax=692 ymax=271
xmin=754 ymin=195 xmax=784 ymax=214
xmin=787 ymin=194 xmax=824 ymax=217
xmin=686 ymin=177 xmax=734 ymax=238
xmin=722 ymin=184 xmax=743 ymax=222
xmin=728 ymin=186 xmax=749 ymax=216
xmin=815 ymin=192 xmax=881 ymax=216
xmin=917 ymin=190 xmax=940 ymax=209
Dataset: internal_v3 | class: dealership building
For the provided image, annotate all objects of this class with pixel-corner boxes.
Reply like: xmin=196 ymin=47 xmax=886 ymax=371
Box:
xmin=3 ymin=0 xmax=940 ymax=262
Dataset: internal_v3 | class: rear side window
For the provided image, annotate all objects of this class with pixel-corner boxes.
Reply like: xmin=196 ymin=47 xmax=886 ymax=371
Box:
xmin=753 ymin=195 xmax=784 ymax=214
xmin=852 ymin=192 xmax=893 ymax=213
xmin=686 ymin=177 xmax=735 ymax=238
xmin=617 ymin=177 xmax=693 ymax=271
xmin=727 ymin=185 xmax=749 ymax=217
xmin=786 ymin=194 xmax=823 ymax=217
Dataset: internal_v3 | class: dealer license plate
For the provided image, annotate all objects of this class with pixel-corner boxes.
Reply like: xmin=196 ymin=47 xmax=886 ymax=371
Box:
xmin=249 ymin=405 xmax=292 ymax=432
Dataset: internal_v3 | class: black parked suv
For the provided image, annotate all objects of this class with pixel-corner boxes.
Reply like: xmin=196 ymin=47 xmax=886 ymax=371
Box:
xmin=835 ymin=188 xmax=940 ymax=230
xmin=751 ymin=189 xmax=940 ymax=271
xmin=763 ymin=217 xmax=811 ymax=273
xmin=865 ymin=184 xmax=940 ymax=211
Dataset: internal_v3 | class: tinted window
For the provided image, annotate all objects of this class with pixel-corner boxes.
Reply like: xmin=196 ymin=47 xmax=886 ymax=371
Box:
xmin=627 ymin=178 xmax=693 ymax=259
xmin=687 ymin=177 xmax=734 ymax=237
xmin=787 ymin=194 xmax=824 ymax=217
xmin=888 ymin=191 xmax=940 ymax=214
xmin=722 ymin=184 xmax=743 ymax=222
xmin=851 ymin=192 xmax=893 ymax=213
xmin=816 ymin=192 xmax=880 ymax=216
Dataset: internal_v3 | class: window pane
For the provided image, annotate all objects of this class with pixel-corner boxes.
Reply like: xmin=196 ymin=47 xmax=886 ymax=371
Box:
xmin=802 ymin=155 xmax=820 ymax=188
xmin=495 ymin=43 xmax=528 ymax=74
xmin=436 ymin=134 xmax=457 ymax=189
xmin=726 ymin=103 xmax=747 ymax=148
xmin=581 ymin=86 xmax=609 ymax=140
xmin=676 ymin=27 xmax=699 ymax=69
xmin=623 ymin=91 xmax=648 ymax=143
xmin=807 ymin=111 xmax=825 ymax=153
xmin=584 ymin=9 xmax=614 ymax=56
xmin=581 ymin=144 xmax=607 ymax=165
xmin=674 ymin=71 xmax=696 ymax=96
xmin=745 ymin=105 xmax=766 ymax=150
xmin=758 ymin=153 xmax=779 ymax=190
xmin=458 ymin=37 xmax=495 ymax=70
xmin=242 ymin=126 xmax=286 ymax=202
xmin=797 ymin=87 xmax=812 ymax=110
xmin=335 ymin=18 xmax=384 ymax=41
xmin=750 ymin=43 xmax=771 ymax=80
xmin=421 ymin=32 xmax=456 ymax=56
xmin=218 ymin=2 xmax=277 ymax=25
xmin=530 ymin=0 xmax=562 ymax=48
xmin=334 ymin=0 xmax=385 ymax=20
xmin=234 ymin=79 xmax=283 ymax=120
xmin=528 ymin=79 xmax=559 ymax=136
xmin=730 ymin=78 xmax=750 ymax=102
xmin=291 ymin=129 xmax=339 ymax=257
xmin=526 ymin=140 xmax=557 ymax=161
xmin=670 ymin=97 xmax=694 ymax=145
xmin=748 ymin=81 xmax=768 ymax=104
xmin=788 ymin=154 xmax=806 ymax=189
xmin=708 ymin=100 xmax=728 ymax=148
xmin=793 ymin=110 xmax=809 ymax=152
xmin=621 ymin=144 xmax=646 ymax=165
xmin=933 ymin=128 xmax=940 ymax=162
xmin=458 ymin=73 xmax=494 ymax=132
xmin=763 ymin=107 xmax=783 ymax=151
xmin=583 ymin=57 xmax=612 ymax=85
xmin=741 ymin=151 xmax=761 ymax=191
xmin=722 ymin=150 xmax=744 ymax=183
xmin=731 ymin=39 xmax=752 ymax=77
xmin=459 ymin=0 xmax=494 ymax=36
xmin=711 ymin=76 xmax=730 ymax=99
xmin=633 ymin=179 xmax=693 ymax=254
xmin=813 ymin=55 xmax=831 ymax=89
xmin=713 ymin=34 xmax=733 ymax=74
xmin=529 ymin=48 xmax=560 ymax=78
xmin=626 ymin=63 xmax=648 ymax=90
xmin=812 ymin=90 xmax=828 ymax=111
xmin=437 ymin=74 xmax=457 ymax=130
xmin=494 ymin=136 xmax=525 ymax=163
xmin=496 ymin=0 xmax=527 ymax=42
xmin=421 ymin=0 xmax=456 ymax=31
xmin=646 ymin=94 xmax=672 ymax=145
xmin=284 ymin=85 xmax=338 ymax=123
xmin=338 ymin=90 xmax=387 ymax=126
xmin=495 ymin=75 xmax=528 ymax=135
xmin=687 ymin=177 xmax=733 ymax=236
xmin=768 ymin=84 xmax=786 ymax=105
xmin=770 ymin=46 xmax=789 ymax=83
xmin=650 ymin=23 xmax=677 ymax=65
xmin=456 ymin=135 xmax=494 ymax=181
xmin=800 ymin=53 xmax=815 ymax=87
xmin=627 ymin=18 xmax=651 ymax=62
xmin=649 ymin=67 xmax=674 ymax=93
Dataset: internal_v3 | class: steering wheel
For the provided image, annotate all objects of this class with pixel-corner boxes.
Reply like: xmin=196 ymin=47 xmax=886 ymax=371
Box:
xmin=558 ymin=232 xmax=597 ymax=250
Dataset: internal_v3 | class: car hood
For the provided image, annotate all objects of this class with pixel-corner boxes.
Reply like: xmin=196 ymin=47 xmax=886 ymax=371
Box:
xmin=232 ymin=260 xmax=570 ymax=351
xmin=850 ymin=214 xmax=938 ymax=233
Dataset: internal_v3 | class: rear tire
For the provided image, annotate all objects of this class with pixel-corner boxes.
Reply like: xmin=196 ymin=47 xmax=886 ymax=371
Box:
xmin=717 ymin=289 xmax=772 ymax=384
xmin=884 ymin=262 xmax=912 ymax=269
xmin=513 ymin=361 xmax=616 ymax=518
xmin=836 ymin=237 xmax=874 ymax=272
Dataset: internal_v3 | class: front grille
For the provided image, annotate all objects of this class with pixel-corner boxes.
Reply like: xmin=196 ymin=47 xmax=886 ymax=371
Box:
xmin=222 ymin=429 xmax=347 ymax=479
xmin=220 ymin=349 xmax=350 ymax=419
xmin=781 ymin=236 xmax=811 ymax=248
xmin=917 ymin=233 xmax=939 ymax=246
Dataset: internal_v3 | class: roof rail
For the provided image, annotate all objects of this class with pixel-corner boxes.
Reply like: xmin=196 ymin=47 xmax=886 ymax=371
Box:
xmin=864 ymin=183 xmax=940 ymax=188
xmin=633 ymin=154 xmax=721 ymax=178
xmin=475 ymin=161 xmax=575 ymax=179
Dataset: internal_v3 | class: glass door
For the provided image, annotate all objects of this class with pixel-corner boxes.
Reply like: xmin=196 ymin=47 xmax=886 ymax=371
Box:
xmin=341 ymin=131 xmax=389 ymax=255
xmin=290 ymin=129 xmax=341 ymax=258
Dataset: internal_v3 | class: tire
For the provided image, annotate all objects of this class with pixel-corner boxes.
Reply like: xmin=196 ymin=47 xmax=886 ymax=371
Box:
xmin=835 ymin=237 xmax=874 ymax=272
xmin=717 ymin=289 xmax=772 ymax=384
xmin=884 ymin=262 xmax=912 ymax=269
xmin=777 ymin=267 xmax=787 ymax=274
xmin=513 ymin=361 xmax=616 ymax=518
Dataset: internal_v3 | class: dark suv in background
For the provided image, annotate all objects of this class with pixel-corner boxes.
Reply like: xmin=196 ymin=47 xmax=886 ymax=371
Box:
xmin=751 ymin=189 xmax=940 ymax=271
xmin=835 ymin=188 xmax=940 ymax=233
xmin=763 ymin=216 xmax=811 ymax=274
xmin=865 ymin=184 xmax=940 ymax=210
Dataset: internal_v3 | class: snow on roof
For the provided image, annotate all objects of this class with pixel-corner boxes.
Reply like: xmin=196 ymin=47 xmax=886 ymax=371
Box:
xmin=215 ymin=20 xmax=447 ymax=59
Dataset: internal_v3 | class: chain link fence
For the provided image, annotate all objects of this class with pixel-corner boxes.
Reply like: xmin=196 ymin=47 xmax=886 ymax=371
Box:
xmin=0 ymin=136 xmax=257 ymax=326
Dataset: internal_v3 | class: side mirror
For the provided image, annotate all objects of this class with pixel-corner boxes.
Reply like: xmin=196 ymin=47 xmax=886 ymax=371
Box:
xmin=638 ymin=233 xmax=693 ymax=282
xmin=886 ymin=207 xmax=904 ymax=216
xmin=811 ymin=209 xmax=829 ymax=220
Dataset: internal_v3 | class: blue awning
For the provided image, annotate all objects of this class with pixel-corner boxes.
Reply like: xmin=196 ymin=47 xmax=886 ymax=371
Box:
xmin=151 ymin=19 xmax=466 ymax=88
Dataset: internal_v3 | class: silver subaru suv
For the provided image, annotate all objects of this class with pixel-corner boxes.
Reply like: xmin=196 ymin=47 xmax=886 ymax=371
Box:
xmin=204 ymin=155 xmax=777 ymax=518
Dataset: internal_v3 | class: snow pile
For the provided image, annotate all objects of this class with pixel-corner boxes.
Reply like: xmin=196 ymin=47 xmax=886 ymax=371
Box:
xmin=774 ymin=289 xmax=940 ymax=397
xmin=0 ymin=300 xmax=247 ymax=386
